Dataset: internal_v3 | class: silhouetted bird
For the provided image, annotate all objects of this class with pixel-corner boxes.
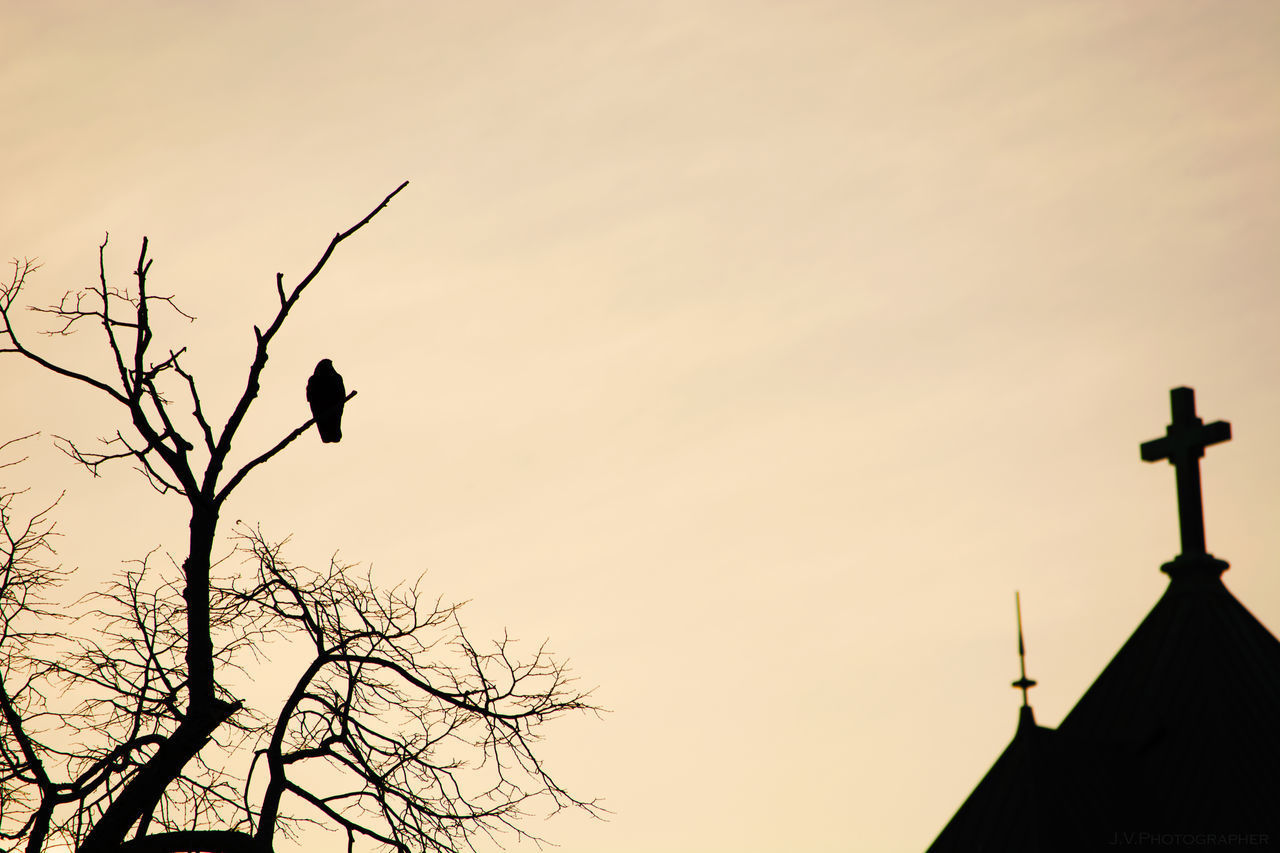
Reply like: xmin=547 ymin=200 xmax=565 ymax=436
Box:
xmin=306 ymin=359 xmax=346 ymax=443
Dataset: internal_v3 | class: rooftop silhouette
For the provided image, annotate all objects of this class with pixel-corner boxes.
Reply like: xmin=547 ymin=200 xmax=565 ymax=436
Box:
xmin=927 ymin=387 xmax=1280 ymax=852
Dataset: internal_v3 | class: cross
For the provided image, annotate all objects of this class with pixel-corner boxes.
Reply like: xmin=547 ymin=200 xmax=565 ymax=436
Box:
xmin=1140 ymin=387 xmax=1230 ymax=560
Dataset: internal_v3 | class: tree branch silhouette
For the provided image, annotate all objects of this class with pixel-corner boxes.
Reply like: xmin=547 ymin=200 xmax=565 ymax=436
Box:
xmin=1 ymin=184 xmax=403 ymax=851
xmin=216 ymin=391 xmax=358 ymax=506
xmin=228 ymin=528 xmax=600 ymax=853
xmin=1 ymin=182 xmax=600 ymax=853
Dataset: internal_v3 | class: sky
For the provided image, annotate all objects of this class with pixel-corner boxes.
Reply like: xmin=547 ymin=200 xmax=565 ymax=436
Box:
xmin=2 ymin=2 xmax=1279 ymax=851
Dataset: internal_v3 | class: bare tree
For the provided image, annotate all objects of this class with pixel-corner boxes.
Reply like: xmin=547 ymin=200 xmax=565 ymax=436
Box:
xmin=0 ymin=188 xmax=599 ymax=853
xmin=0 ymin=435 xmax=70 ymax=853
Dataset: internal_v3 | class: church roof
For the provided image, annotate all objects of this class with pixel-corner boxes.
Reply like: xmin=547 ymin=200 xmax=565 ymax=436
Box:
xmin=925 ymin=388 xmax=1280 ymax=851
xmin=1058 ymin=566 xmax=1280 ymax=836
xmin=926 ymin=708 xmax=1120 ymax=853
xmin=929 ymin=571 xmax=1280 ymax=852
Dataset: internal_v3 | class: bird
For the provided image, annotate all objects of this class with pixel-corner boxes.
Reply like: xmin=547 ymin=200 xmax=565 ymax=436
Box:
xmin=306 ymin=359 xmax=346 ymax=443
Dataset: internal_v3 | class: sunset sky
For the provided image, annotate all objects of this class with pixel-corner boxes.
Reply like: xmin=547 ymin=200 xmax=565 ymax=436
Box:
xmin=3 ymin=3 xmax=1279 ymax=851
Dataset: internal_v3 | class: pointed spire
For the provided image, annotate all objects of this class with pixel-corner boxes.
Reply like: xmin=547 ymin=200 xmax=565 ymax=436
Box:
xmin=1012 ymin=592 xmax=1037 ymax=728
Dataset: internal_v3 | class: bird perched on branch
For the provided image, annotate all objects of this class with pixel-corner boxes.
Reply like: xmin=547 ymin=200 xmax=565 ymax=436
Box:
xmin=307 ymin=359 xmax=346 ymax=443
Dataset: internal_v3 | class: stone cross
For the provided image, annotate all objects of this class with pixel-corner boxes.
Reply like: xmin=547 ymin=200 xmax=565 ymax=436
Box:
xmin=1140 ymin=386 xmax=1231 ymax=560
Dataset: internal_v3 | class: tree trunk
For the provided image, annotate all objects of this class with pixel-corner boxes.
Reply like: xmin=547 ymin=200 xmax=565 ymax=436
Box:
xmin=24 ymin=801 xmax=53 ymax=853
xmin=77 ymin=503 xmax=229 ymax=853
xmin=184 ymin=505 xmax=217 ymax=705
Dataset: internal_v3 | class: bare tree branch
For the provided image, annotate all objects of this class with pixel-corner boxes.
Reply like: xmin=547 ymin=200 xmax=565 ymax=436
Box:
xmin=0 ymin=256 xmax=127 ymax=404
xmin=1 ymin=180 xmax=598 ymax=853
xmin=229 ymin=527 xmax=601 ymax=853
xmin=216 ymin=390 xmax=357 ymax=506
xmin=205 ymin=181 xmax=408 ymax=502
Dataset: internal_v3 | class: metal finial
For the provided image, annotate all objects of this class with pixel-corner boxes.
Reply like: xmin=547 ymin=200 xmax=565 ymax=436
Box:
xmin=1011 ymin=591 xmax=1036 ymax=707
